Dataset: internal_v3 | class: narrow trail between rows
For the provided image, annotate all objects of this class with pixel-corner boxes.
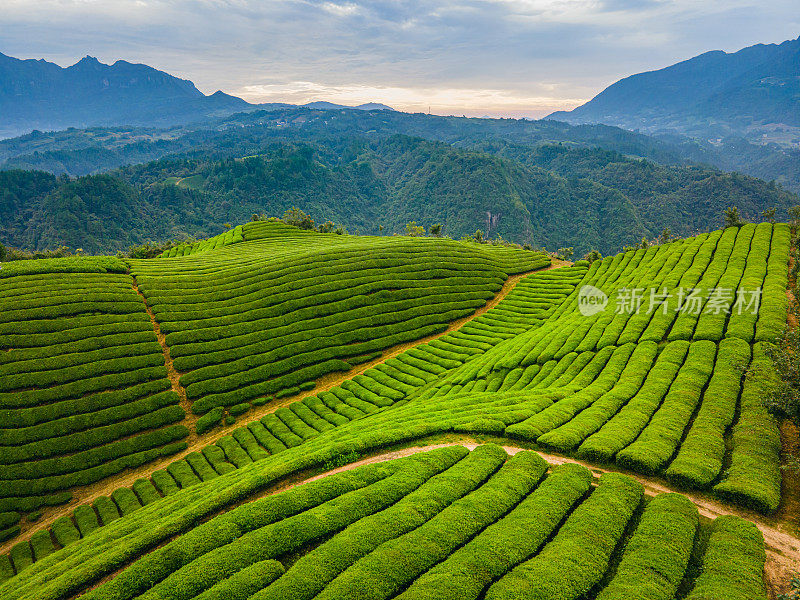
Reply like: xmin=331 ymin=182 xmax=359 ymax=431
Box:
xmin=132 ymin=276 xmax=198 ymax=440
xmin=4 ymin=262 xmax=566 ymax=551
xmin=269 ymin=439 xmax=800 ymax=599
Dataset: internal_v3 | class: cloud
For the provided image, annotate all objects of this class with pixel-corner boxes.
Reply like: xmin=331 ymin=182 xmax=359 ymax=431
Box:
xmin=0 ymin=0 xmax=798 ymax=117
xmin=320 ymin=2 xmax=360 ymax=16
xmin=240 ymin=80 xmax=587 ymax=117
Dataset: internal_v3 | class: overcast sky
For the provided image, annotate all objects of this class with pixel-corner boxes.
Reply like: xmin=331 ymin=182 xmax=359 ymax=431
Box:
xmin=1 ymin=0 xmax=798 ymax=117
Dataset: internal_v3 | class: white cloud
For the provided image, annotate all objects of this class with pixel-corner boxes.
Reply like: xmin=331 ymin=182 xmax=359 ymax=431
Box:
xmin=320 ymin=2 xmax=360 ymax=16
xmin=0 ymin=0 xmax=798 ymax=117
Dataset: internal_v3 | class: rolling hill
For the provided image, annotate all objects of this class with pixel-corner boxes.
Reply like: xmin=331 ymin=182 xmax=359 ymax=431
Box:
xmin=1 ymin=136 xmax=796 ymax=256
xmin=0 ymin=219 xmax=796 ymax=598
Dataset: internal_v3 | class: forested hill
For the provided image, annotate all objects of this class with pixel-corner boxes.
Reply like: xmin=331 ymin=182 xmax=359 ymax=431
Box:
xmin=0 ymin=106 xmax=697 ymax=173
xmin=2 ymin=136 xmax=795 ymax=256
xmin=3 ymin=105 xmax=799 ymax=197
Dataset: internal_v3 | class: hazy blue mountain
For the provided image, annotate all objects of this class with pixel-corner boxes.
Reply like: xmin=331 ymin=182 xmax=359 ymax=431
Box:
xmin=548 ymin=36 xmax=800 ymax=143
xmin=303 ymin=101 xmax=394 ymax=111
xmin=0 ymin=53 xmax=260 ymax=138
xmin=0 ymin=52 xmax=395 ymax=139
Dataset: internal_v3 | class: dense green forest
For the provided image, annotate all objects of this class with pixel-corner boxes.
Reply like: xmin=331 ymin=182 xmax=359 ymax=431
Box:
xmin=2 ymin=135 xmax=796 ymax=255
xmin=3 ymin=107 xmax=799 ymax=194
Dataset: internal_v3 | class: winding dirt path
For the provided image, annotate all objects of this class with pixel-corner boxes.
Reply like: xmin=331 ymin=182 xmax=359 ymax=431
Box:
xmin=3 ymin=263 xmax=561 ymax=553
xmin=132 ymin=277 xmax=198 ymax=439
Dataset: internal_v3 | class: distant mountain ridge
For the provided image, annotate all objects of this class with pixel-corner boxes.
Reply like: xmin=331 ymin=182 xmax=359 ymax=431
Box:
xmin=304 ymin=101 xmax=394 ymax=111
xmin=0 ymin=53 xmax=393 ymax=138
xmin=548 ymin=36 xmax=800 ymax=144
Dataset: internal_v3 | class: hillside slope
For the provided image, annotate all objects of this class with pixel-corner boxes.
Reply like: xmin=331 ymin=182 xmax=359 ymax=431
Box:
xmin=0 ymin=221 xmax=792 ymax=599
xmin=549 ymin=36 xmax=800 ymax=142
xmin=0 ymin=222 xmax=548 ymax=542
xmin=2 ymin=138 xmax=796 ymax=255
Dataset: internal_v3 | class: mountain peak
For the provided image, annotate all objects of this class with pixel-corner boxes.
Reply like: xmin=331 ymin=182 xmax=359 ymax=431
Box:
xmin=547 ymin=35 xmax=800 ymax=141
xmin=356 ymin=102 xmax=394 ymax=111
xmin=0 ymin=51 xmax=253 ymax=138
xmin=76 ymin=55 xmax=101 ymax=66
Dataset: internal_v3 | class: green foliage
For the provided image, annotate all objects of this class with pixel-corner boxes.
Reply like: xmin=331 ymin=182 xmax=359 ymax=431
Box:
xmin=73 ymin=505 xmax=100 ymax=537
xmin=0 ymin=245 xmax=74 ymax=261
xmin=0 ymin=263 xmax=189 ymax=528
xmin=486 ymin=473 xmax=644 ymax=600
xmin=584 ymin=249 xmax=602 ymax=263
xmin=556 ymin=247 xmax=574 ymax=260
xmin=3 ymin=133 xmax=797 ymax=256
xmin=789 ymin=206 xmax=800 ymax=228
xmin=281 ymin=206 xmax=315 ymax=230
xmin=665 ymin=338 xmax=751 ymax=487
xmin=259 ymin=445 xmax=517 ymax=600
xmin=724 ymin=205 xmax=745 ymax=228
xmin=196 ymin=407 xmax=225 ymax=435
xmin=767 ymin=325 xmax=800 ymax=426
xmin=686 ymin=516 xmax=766 ymax=600
xmin=194 ymin=560 xmax=285 ymax=600
xmin=714 ymin=343 xmax=783 ymax=513
xmin=616 ymin=341 xmax=716 ymax=474
xmin=0 ymin=527 xmax=19 ymax=544
xmin=595 ymin=493 xmax=698 ymax=600
xmin=405 ymin=221 xmax=425 ymax=237
xmin=321 ymin=451 xmax=361 ymax=471
xmin=0 ymin=513 xmax=21 ymax=528
xmin=0 ymin=220 xmax=791 ymax=595
xmin=398 ymin=462 xmax=591 ymax=600
xmin=51 ymin=517 xmax=81 ymax=547
xmin=228 ymin=402 xmax=250 ymax=417
xmin=126 ymin=240 xmax=184 ymax=259
xmin=133 ymin=225 xmax=546 ymax=415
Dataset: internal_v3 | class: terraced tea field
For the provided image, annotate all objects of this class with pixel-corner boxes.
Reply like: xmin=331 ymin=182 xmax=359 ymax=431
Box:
xmin=0 ymin=445 xmax=775 ymax=600
xmin=0 ymin=220 xmax=797 ymax=598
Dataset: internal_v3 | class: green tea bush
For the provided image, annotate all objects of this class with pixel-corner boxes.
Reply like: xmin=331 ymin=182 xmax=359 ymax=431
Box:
xmin=595 ymin=493 xmax=698 ymax=600
xmin=397 ymin=463 xmax=591 ymax=600
xmin=685 ymin=516 xmax=766 ymax=600
xmin=665 ymin=337 xmax=751 ymax=488
xmin=616 ymin=341 xmax=716 ymax=474
xmin=486 ymin=473 xmax=643 ymax=600
xmin=313 ymin=448 xmax=543 ymax=600
xmin=196 ymin=407 xmax=225 ymax=434
xmin=714 ymin=343 xmax=783 ymax=512
xmin=255 ymin=445 xmax=515 ymax=600
xmin=578 ymin=341 xmax=689 ymax=462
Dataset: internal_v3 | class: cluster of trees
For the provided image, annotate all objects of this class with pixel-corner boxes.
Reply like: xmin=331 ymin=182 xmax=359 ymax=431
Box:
xmin=269 ymin=206 xmax=348 ymax=235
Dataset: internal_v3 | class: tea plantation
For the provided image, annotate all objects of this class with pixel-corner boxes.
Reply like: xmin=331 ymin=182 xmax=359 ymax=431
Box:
xmin=0 ymin=220 xmax=795 ymax=598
